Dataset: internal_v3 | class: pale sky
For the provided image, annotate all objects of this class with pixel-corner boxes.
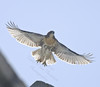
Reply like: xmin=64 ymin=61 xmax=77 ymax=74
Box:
xmin=0 ymin=0 xmax=100 ymax=87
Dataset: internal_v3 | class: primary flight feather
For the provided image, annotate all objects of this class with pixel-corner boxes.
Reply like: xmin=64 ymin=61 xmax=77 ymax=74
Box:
xmin=6 ymin=22 xmax=93 ymax=66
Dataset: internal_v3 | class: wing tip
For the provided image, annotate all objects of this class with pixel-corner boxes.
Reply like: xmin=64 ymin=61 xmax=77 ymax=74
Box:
xmin=82 ymin=53 xmax=94 ymax=64
xmin=6 ymin=21 xmax=18 ymax=29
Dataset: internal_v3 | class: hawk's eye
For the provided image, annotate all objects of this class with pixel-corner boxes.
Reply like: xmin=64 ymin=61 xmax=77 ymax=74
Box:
xmin=52 ymin=31 xmax=55 ymax=34
xmin=49 ymin=31 xmax=54 ymax=34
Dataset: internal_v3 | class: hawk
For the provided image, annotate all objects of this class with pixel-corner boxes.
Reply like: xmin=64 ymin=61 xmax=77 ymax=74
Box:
xmin=6 ymin=22 xmax=93 ymax=66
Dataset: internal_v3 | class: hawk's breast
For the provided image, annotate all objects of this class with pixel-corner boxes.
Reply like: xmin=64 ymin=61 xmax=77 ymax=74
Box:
xmin=44 ymin=37 xmax=56 ymax=46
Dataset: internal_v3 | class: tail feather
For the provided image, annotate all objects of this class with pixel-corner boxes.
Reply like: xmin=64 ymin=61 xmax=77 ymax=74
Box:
xmin=46 ymin=53 xmax=56 ymax=65
xmin=32 ymin=48 xmax=56 ymax=65
xmin=32 ymin=49 xmax=41 ymax=60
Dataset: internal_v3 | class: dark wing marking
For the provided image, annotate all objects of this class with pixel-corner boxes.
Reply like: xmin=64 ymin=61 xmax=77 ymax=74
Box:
xmin=6 ymin=21 xmax=44 ymax=47
xmin=53 ymin=41 xmax=93 ymax=64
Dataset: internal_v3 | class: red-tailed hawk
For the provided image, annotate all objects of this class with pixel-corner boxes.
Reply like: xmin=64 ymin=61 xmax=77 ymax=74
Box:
xmin=6 ymin=22 xmax=93 ymax=66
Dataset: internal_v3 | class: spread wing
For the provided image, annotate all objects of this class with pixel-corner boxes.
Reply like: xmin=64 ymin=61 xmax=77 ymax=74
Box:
xmin=6 ymin=22 xmax=44 ymax=47
xmin=54 ymin=41 xmax=93 ymax=64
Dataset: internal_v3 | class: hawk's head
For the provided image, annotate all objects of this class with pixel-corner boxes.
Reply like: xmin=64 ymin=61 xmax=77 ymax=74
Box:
xmin=46 ymin=31 xmax=55 ymax=38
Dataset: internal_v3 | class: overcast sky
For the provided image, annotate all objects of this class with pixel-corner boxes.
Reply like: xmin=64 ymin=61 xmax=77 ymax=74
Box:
xmin=0 ymin=0 xmax=100 ymax=87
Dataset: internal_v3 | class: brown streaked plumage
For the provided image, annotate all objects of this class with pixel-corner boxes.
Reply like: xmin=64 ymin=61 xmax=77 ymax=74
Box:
xmin=44 ymin=37 xmax=56 ymax=46
xmin=6 ymin=21 xmax=93 ymax=66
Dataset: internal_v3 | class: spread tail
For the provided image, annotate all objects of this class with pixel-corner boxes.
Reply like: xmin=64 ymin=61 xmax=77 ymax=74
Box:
xmin=32 ymin=48 xmax=56 ymax=65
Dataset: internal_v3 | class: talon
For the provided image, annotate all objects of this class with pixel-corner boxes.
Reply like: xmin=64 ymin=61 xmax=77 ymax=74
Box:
xmin=42 ymin=62 xmax=47 ymax=66
xmin=36 ymin=60 xmax=39 ymax=63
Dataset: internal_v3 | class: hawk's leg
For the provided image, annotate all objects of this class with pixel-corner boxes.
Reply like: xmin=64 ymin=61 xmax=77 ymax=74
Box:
xmin=36 ymin=58 xmax=43 ymax=63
